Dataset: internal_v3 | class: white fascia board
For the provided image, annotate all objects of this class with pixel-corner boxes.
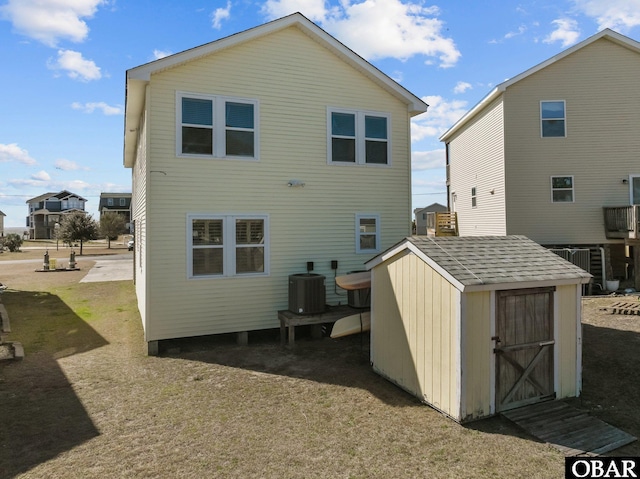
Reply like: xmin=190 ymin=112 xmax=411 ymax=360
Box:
xmin=462 ymin=276 xmax=590 ymax=293
xmin=125 ymin=13 xmax=428 ymax=116
xmin=365 ymin=240 xmax=466 ymax=292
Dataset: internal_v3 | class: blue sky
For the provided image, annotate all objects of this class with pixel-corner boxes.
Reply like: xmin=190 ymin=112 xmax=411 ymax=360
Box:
xmin=1 ymin=0 xmax=640 ymax=227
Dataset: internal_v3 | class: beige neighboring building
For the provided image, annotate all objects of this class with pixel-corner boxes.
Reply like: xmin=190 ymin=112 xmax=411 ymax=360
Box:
xmin=440 ymin=29 xmax=640 ymax=288
xmin=123 ymin=13 xmax=428 ymax=353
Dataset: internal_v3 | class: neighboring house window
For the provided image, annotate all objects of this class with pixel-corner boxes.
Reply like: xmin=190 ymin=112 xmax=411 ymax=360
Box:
xmin=422 ymin=213 xmax=427 ymax=220
xmin=551 ymin=176 xmax=574 ymax=202
xmin=329 ymin=109 xmax=390 ymax=165
xmin=356 ymin=214 xmax=380 ymax=253
xmin=107 ymin=198 xmax=114 ymax=206
xmin=120 ymin=198 xmax=126 ymax=206
xmin=541 ymin=101 xmax=566 ymax=137
xmin=178 ymin=92 xmax=258 ymax=159
xmin=471 ymin=187 xmax=477 ymax=208
xmin=188 ymin=214 xmax=268 ymax=278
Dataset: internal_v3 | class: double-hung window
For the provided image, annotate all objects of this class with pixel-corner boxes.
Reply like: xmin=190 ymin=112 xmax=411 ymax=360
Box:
xmin=329 ymin=109 xmax=390 ymax=165
xmin=356 ymin=214 xmax=380 ymax=253
xmin=541 ymin=101 xmax=566 ymax=137
xmin=188 ymin=214 xmax=268 ymax=278
xmin=178 ymin=92 xmax=258 ymax=159
xmin=551 ymin=176 xmax=574 ymax=202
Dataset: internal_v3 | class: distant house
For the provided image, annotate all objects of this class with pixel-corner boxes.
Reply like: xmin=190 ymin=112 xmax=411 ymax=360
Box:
xmin=123 ymin=13 xmax=428 ymax=353
xmin=26 ymin=191 xmax=87 ymax=239
xmin=99 ymin=193 xmax=132 ymax=232
xmin=440 ymin=29 xmax=640 ymax=288
xmin=413 ymin=202 xmax=447 ymax=235
xmin=0 ymin=210 xmax=5 ymax=237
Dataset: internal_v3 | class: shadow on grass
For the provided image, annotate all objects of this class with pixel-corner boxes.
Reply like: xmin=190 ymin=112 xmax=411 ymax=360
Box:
xmin=0 ymin=290 xmax=109 ymax=478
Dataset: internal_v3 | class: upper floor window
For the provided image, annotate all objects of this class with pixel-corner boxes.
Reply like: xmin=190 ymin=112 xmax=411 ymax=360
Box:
xmin=120 ymin=198 xmax=126 ymax=206
xmin=471 ymin=187 xmax=477 ymax=208
xmin=551 ymin=176 xmax=574 ymax=202
xmin=329 ymin=109 xmax=390 ymax=165
xmin=178 ymin=92 xmax=258 ymax=160
xmin=356 ymin=214 xmax=380 ymax=253
xmin=188 ymin=214 xmax=268 ymax=278
xmin=107 ymin=198 xmax=114 ymax=206
xmin=541 ymin=101 xmax=566 ymax=137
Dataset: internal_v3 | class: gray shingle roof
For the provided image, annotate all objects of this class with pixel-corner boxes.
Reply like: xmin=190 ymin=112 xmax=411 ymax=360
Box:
xmin=403 ymin=235 xmax=592 ymax=287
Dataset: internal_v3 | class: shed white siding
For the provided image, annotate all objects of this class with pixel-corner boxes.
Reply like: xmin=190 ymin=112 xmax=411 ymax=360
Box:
xmin=504 ymin=37 xmax=640 ymax=244
xmin=447 ymin=97 xmax=506 ymax=236
xmin=136 ymin=25 xmax=414 ymax=341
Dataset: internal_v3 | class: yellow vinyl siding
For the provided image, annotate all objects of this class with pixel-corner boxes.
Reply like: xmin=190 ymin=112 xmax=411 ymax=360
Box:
xmin=460 ymin=291 xmax=492 ymax=421
xmin=556 ymin=284 xmax=579 ymax=398
xmin=142 ymin=26 xmax=412 ymax=340
xmin=371 ymin=252 xmax=461 ymax=420
xmin=504 ymin=38 xmax=640 ymax=244
xmin=448 ymin=97 xmax=506 ymax=236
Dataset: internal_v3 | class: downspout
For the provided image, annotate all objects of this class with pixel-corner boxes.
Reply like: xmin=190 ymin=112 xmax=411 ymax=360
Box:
xmin=600 ymin=247 xmax=606 ymax=290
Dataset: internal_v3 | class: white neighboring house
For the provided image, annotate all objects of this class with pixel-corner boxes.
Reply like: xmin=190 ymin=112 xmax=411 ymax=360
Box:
xmin=440 ymin=29 xmax=640 ymax=288
xmin=123 ymin=13 xmax=428 ymax=353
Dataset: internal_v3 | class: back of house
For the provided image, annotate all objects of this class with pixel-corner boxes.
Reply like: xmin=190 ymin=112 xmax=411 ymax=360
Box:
xmin=124 ymin=13 xmax=427 ymax=352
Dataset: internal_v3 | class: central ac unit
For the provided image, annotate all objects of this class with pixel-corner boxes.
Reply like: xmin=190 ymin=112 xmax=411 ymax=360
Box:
xmin=288 ymin=273 xmax=326 ymax=314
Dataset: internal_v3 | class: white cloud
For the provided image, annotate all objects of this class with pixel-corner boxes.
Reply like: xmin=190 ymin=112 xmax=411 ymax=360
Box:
xmin=55 ymin=159 xmax=90 ymax=171
xmin=544 ymin=18 xmax=581 ymax=47
xmin=0 ymin=0 xmax=105 ymax=47
xmin=0 ymin=143 xmax=37 ymax=165
xmin=263 ymin=0 xmax=460 ymax=68
xmin=572 ymin=0 xmax=640 ymax=32
xmin=505 ymin=24 xmax=527 ymax=39
xmin=453 ymin=81 xmax=472 ymax=94
xmin=31 ymin=170 xmax=51 ymax=181
xmin=212 ymin=1 xmax=231 ymax=29
xmin=411 ymin=95 xmax=469 ymax=141
xmin=71 ymin=101 xmax=122 ymax=115
xmin=50 ymin=49 xmax=101 ymax=81
xmin=412 ymin=149 xmax=445 ymax=170
xmin=153 ymin=49 xmax=172 ymax=60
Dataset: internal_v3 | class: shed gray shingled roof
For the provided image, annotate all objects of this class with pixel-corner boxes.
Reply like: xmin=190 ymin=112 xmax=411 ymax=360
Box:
xmin=404 ymin=235 xmax=592 ymax=286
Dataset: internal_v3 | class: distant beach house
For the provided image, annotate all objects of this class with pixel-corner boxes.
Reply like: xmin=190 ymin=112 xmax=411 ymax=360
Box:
xmin=441 ymin=29 xmax=640 ymax=289
xmin=123 ymin=13 xmax=428 ymax=353
xmin=99 ymin=192 xmax=132 ymax=233
xmin=26 ymin=191 xmax=87 ymax=240
xmin=413 ymin=203 xmax=447 ymax=235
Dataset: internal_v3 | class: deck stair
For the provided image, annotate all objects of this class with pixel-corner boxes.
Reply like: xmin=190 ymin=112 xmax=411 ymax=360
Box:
xmin=434 ymin=212 xmax=458 ymax=237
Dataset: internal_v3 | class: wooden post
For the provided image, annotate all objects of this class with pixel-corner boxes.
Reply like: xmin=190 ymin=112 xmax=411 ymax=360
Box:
xmin=236 ymin=331 xmax=248 ymax=346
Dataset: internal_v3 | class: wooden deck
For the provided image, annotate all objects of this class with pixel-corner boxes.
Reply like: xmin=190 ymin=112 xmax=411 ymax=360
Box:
xmin=600 ymin=301 xmax=640 ymax=315
xmin=502 ymin=401 xmax=636 ymax=456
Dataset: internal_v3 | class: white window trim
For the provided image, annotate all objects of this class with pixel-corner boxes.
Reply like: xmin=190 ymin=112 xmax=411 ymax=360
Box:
xmin=540 ymin=100 xmax=566 ymax=138
xmin=550 ymin=175 xmax=575 ymax=203
xmin=187 ymin=213 xmax=270 ymax=279
xmin=327 ymin=107 xmax=391 ymax=166
xmin=176 ymin=91 xmax=260 ymax=161
xmin=355 ymin=213 xmax=381 ymax=254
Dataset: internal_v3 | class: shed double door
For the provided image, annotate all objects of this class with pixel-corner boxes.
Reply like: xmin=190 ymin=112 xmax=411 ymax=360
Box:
xmin=494 ymin=287 xmax=555 ymax=412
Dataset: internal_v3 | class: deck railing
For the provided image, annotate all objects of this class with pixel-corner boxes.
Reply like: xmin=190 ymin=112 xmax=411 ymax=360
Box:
xmin=603 ymin=206 xmax=640 ymax=239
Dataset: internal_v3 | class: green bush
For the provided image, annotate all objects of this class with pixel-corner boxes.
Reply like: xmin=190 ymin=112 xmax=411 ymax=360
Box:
xmin=2 ymin=233 xmax=23 ymax=252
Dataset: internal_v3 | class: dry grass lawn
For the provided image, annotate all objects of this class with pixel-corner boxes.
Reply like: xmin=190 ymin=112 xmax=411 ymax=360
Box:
xmin=0 ymin=252 xmax=638 ymax=478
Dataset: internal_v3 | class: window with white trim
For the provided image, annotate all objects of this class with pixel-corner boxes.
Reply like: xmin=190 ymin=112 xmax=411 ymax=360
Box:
xmin=107 ymin=198 xmax=114 ymax=206
xmin=188 ymin=214 xmax=268 ymax=278
xmin=177 ymin=92 xmax=258 ymax=159
xmin=551 ymin=176 xmax=574 ymax=202
xmin=120 ymin=198 xmax=126 ymax=206
xmin=541 ymin=101 xmax=566 ymax=137
xmin=356 ymin=214 xmax=380 ymax=253
xmin=329 ymin=109 xmax=390 ymax=165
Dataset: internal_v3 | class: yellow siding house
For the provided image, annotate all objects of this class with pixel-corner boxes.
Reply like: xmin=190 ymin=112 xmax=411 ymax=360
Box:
xmin=123 ymin=13 xmax=428 ymax=354
xmin=366 ymin=236 xmax=592 ymax=423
